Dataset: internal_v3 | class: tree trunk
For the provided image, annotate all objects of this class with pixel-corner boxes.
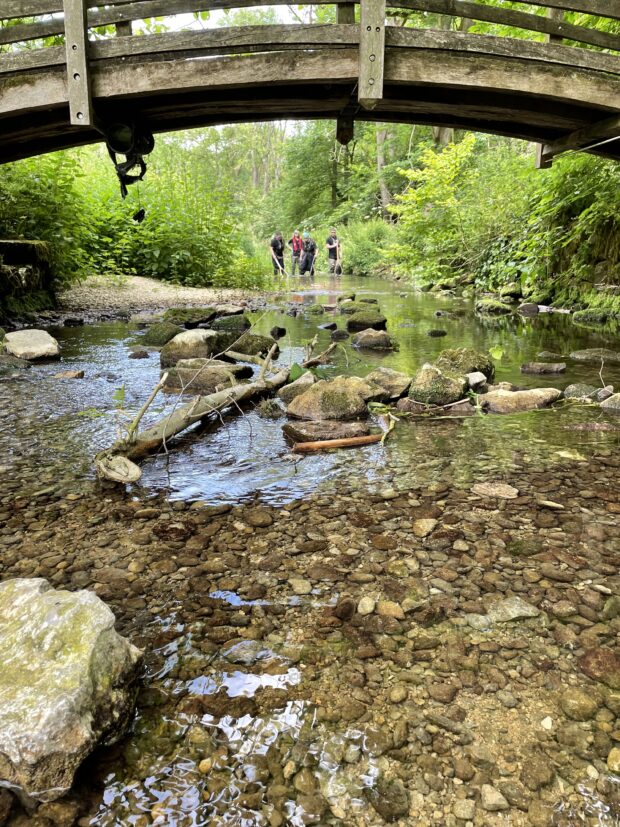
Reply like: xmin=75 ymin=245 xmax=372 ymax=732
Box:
xmin=432 ymin=126 xmax=454 ymax=147
xmin=376 ymin=127 xmax=392 ymax=213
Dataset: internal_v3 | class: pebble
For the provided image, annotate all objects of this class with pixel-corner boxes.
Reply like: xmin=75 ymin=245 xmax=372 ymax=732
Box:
xmin=357 ymin=595 xmax=376 ymax=616
xmin=480 ymin=785 xmax=509 ymax=811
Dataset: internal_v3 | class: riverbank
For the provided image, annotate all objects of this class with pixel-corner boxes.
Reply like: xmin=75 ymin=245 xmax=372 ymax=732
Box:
xmin=57 ymin=275 xmax=260 ymax=317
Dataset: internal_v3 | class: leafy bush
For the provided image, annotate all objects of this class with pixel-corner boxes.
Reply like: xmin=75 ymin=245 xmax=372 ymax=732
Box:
xmin=341 ymin=219 xmax=396 ymax=277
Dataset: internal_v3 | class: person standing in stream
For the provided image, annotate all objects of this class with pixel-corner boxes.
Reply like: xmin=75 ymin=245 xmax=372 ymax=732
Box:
xmin=270 ymin=231 xmax=286 ymax=275
xmin=300 ymin=232 xmax=317 ymax=277
xmin=287 ymin=230 xmax=303 ymax=276
xmin=326 ymin=228 xmax=342 ymax=275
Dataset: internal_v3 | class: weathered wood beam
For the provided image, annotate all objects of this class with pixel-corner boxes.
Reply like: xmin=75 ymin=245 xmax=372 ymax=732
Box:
xmin=63 ymin=0 xmax=92 ymax=126
xmin=6 ymin=0 xmax=620 ymax=21
xmin=391 ymin=0 xmax=620 ymax=51
xmin=4 ymin=26 xmax=620 ymax=78
xmin=539 ymin=112 xmax=620 ymax=165
xmin=2 ymin=0 xmax=617 ymax=49
xmin=337 ymin=2 xmax=355 ymax=23
xmin=359 ymin=0 xmax=386 ymax=108
xmin=547 ymin=7 xmax=565 ymax=44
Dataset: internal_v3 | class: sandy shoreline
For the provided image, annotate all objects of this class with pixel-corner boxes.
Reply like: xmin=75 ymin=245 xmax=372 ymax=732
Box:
xmin=58 ymin=275 xmax=261 ymax=314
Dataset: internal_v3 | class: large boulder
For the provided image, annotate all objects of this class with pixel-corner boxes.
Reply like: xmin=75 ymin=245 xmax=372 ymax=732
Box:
xmin=518 ymin=302 xmax=539 ymax=316
xmin=346 ymin=311 xmax=387 ymax=332
xmin=141 ymin=322 xmax=183 ymax=347
xmin=277 ymin=372 xmax=316 ymax=405
xmin=436 ymin=348 xmax=495 ymax=381
xmin=409 ymin=364 xmax=467 ymax=406
xmin=4 ymin=330 xmax=59 ymax=360
xmin=233 ymin=332 xmax=279 ymax=357
xmin=352 ymin=329 xmax=397 ymax=350
xmin=210 ymin=315 xmax=251 ymax=333
xmin=480 ymin=388 xmax=561 ymax=413
xmin=163 ymin=359 xmax=252 ymax=394
xmin=366 ymin=367 xmax=411 ymax=400
xmin=162 ymin=307 xmax=217 ymax=327
xmin=283 ymin=421 xmax=371 ymax=443
xmin=0 ymin=579 xmax=141 ymax=802
xmin=563 ymin=383 xmax=599 ymax=400
xmin=287 ymin=376 xmax=381 ymax=421
xmin=338 ymin=300 xmax=373 ymax=315
xmin=160 ymin=329 xmax=223 ymax=368
xmin=570 ymin=348 xmax=620 ymax=364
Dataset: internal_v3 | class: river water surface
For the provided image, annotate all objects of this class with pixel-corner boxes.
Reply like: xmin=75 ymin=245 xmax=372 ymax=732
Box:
xmin=1 ymin=276 xmax=620 ymax=827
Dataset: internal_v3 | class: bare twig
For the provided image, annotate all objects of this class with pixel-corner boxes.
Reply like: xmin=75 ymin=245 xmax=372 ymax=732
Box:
xmin=126 ymin=372 xmax=168 ymax=442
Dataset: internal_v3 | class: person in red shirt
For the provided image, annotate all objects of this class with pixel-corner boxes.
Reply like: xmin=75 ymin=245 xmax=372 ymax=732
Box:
xmin=287 ymin=230 xmax=303 ymax=276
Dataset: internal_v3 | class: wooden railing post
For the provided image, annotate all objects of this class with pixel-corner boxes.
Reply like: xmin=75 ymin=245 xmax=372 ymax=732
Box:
xmin=63 ymin=0 xmax=93 ymax=126
xmin=358 ymin=0 xmax=386 ymax=109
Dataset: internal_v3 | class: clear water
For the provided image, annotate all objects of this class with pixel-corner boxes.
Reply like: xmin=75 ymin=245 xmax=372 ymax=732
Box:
xmin=2 ymin=275 xmax=620 ymax=504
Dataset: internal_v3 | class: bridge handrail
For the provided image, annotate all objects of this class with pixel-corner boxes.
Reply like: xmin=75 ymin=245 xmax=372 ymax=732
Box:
xmin=1 ymin=0 xmax=619 ymax=52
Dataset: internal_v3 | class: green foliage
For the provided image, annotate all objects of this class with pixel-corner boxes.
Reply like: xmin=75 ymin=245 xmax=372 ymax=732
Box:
xmin=341 ymin=219 xmax=396 ymax=277
xmin=390 ymin=134 xmax=478 ymax=281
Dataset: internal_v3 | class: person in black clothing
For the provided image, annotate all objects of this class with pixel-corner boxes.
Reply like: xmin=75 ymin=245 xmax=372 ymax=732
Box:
xmin=300 ymin=232 xmax=317 ymax=276
xmin=270 ymin=232 xmax=285 ymax=275
xmin=326 ymin=228 xmax=342 ymax=275
xmin=287 ymin=230 xmax=303 ymax=276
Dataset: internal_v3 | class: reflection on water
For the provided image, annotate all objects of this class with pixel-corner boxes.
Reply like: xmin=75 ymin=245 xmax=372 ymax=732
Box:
xmin=2 ymin=276 xmax=620 ymax=506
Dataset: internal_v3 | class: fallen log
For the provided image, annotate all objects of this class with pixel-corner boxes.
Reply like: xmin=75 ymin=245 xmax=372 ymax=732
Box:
xmin=292 ymin=433 xmax=383 ymax=453
xmin=95 ymin=364 xmax=289 ymax=481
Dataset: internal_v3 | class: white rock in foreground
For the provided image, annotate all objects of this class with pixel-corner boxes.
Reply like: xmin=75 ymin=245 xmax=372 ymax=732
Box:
xmin=0 ymin=579 xmax=142 ymax=801
xmin=4 ymin=330 xmax=60 ymax=360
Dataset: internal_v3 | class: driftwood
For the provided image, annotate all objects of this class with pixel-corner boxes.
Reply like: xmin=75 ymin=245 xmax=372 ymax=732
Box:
xmin=95 ymin=361 xmax=289 ymax=481
xmin=292 ymin=433 xmax=383 ymax=453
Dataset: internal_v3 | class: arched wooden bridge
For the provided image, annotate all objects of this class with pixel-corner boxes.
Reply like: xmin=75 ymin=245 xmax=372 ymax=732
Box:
xmin=1 ymin=0 xmax=620 ymax=166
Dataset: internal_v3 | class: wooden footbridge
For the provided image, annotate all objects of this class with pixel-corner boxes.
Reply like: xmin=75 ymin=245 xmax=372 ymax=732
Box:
xmin=1 ymin=0 xmax=620 ymax=167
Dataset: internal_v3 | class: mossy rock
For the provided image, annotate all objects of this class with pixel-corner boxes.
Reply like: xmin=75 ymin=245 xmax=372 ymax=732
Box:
xmin=0 ymin=327 xmax=5 ymax=342
xmin=0 ymin=353 xmax=31 ymax=375
xmin=572 ymin=309 xmax=609 ymax=325
xmin=419 ymin=283 xmax=433 ymax=293
xmin=234 ymin=332 xmax=279 ymax=357
xmin=499 ymin=282 xmax=522 ymax=300
xmin=337 ymin=292 xmax=356 ymax=303
xmin=287 ymin=376 xmax=380 ymax=421
xmin=436 ymin=347 xmax=495 ymax=381
xmin=210 ymin=314 xmax=251 ymax=333
xmin=527 ymin=291 xmax=553 ymax=306
xmin=339 ymin=300 xmax=378 ymax=316
xmin=306 ymin=303 xmax=324 ymax=314
xmin=433 ymin=277 xmax=459 ymax=291
xmin=162 ymin=307 xmax=217 ymax=326
xmin=358 ymin=298 xmax=378 ymax=305
xmin=346 ymin=311 xmax=387 ymax=332
xmin=141 ymin=322 xmax=183 ymax=347
xmin=475 ymin=298 xmax=513 ymax=315
xmin=408 ymin=364 xmax=467 ymax=406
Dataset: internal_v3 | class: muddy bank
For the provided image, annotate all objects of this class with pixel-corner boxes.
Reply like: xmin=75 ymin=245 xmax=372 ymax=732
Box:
xmin=1 ymin=454 xmax=619 ymax=826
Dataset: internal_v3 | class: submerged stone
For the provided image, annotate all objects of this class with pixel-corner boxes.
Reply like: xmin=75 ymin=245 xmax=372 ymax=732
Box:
xmin=0 ymin=579 xmax=141 ymax=802
xmin=570 ymin=348 xmax=620 ymax=364
xmin=521 ymin=362 xmax=566 ymax=374
xmin=600 ymin=393 xmax=620 ymax=413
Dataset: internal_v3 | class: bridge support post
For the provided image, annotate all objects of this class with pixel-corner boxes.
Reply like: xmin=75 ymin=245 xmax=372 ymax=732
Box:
xmin=63 ymin=0 xmax=93 ymax=126
xmin=358 ymin=0 xmax=385 ymax=109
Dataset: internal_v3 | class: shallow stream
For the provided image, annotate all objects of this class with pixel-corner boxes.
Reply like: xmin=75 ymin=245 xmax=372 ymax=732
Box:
xmin=1 ymin=277 xmax=620 ymax=827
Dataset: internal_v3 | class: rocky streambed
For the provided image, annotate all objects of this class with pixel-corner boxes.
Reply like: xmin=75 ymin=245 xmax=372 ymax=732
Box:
xmin=1 ymin=277 xmax=620 ymax=826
